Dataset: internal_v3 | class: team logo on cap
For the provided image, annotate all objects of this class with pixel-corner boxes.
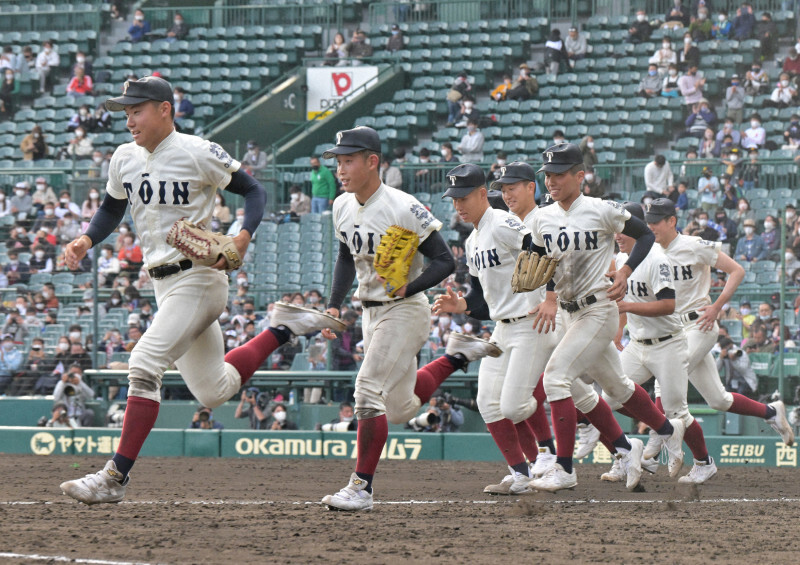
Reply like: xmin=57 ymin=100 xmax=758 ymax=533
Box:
xmin=645 ymin=203 xmax=652 ymax=212
xmin=448 ymin=175 xmax=457 ymax=186
xmin=546 ymin=152 xmax=553 ymax=162
xmin=122 ymin=81 xmax=130 ymax=95
xmin=500 ymin=166 xmax=506 ymax=177
xmin=336 ymin=132 xmax=343 ymax=145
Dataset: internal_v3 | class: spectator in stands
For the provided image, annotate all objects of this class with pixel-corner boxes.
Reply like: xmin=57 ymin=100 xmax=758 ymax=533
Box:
xmin=744 ymin=62 xmax=768 ymax=95
xmin=733 ymin=196 xmax=754 ymax=228
xmin=782 ymin=48 xmax=800 ymax=80
xmin=379 ymin=156 xmax=402 ymax=189
xmin=664 ymin=0 xmax=690 ymax=28
xmin=66 ymin=66 xmax=93 ymax=97
xmin=717 ymin=118 xmax=741 ymax=146
xmin=717 ymin=337 xmax=757 ymax=397
xmin=678 ymin=32 xmax=701 ymax=71
xmin=52 ymin=365 xmax=95 ymax=426
xmin=506 ymin=63 xmax=538 ymax=101
xmin=486 ymin=151 xmax=508 ymax=184
xmin=697 ymin=167 xmax=720 ymax=211
xmin=0 ymin=68 xmax=19 ymax=119
xmin=117 ymin=233 xmax=143 ymax=273
xmin=31 ymin=177 xmax=57 ymax=214
xmin=736 ymin=218 xmax=767 ymax=262
xmin=128 ymin=9 xmax=151 ymax=43
xmin=414 ymin=148 xmax=433 ymax=192
xmin=4 ymin=249 xmax=30 ymax=285
xmin=0 ymin=334 xmax=23 ymax=394
xmin=446 ymin=71 xmax=471 ymax=126
xmin=89 ymin=104 xmax=112 ymax=132
xmin=491 ymin=74 xmax=513 ymax=100
xmin=164 ymin=12 xmax=189 ymax=43
xmin=241 ymin=140 xmax=267 ymax=176
xmin=719 ymin=175 xmax=740 ymax=209
xmin=67 ymin=105 xmax=91 ymax=133
xmin=670 ymin=181 xmax=689 ymax=210
xmin=690 ymin=209 xmax=719 ymax=240
xmin=81 ymin=187 xmax=101 ymax=220
xmin=732 ymin=3 xmax=755 ymax=39
xmin=736 ymin=147 xmax=760 ymax=191
xmin=743 ymin=326 xmax=776 ymax=354
xmin=235 ymin=387 xmax=270 ymax=429
xmin=226 ymin=208 xmax=245 ymax=238
xmin=755 ymin=12 xmax=778 ymax=60
xmin=786 ymin=248 xmax=800 ymax=279
xmin=581 ymin=167 xmax=604 ymax=197
xmin=267 ymin=403 xmax=297 ymax=430
xmin=660 ymin=64 xmax=681 ymax=99
xmin=565 ymin=26 xmax=587 ymax=68
xmin=684 ymin=99 xmax=716 ymax=138
xmin=20 ymin=46 xmax=35 ymax=74
xmin=712 ymin=10 xmax=732 ymax=38
xmin=579 ymin=135 xmax=598 ymax=170
xmin=35 ymin=40 xmax=59 ymax=94
xmin=644 ymin=154 xmax=675 ymax=195
xmin=544 ymin=28 xmax=567 ymax=75
xmin=309 ymin=155 xmax=337 ymax=213
xmin=331 ymin=309 xmax=363 ymax=371
xmin=346 ymin=30 xmax=373 ymax=65
xmin=55 ymin=190 xmax=80 ymax=219
xmin=65 ymin=127 xmax=93 ymax=158
xmin=386 ymin=23 xmax=404 ymax=52
xmin=20 ymin=125 xmax=47 ymax=161
xmin=0 ymin=45 xmax=19 ymax=72
xmin=767 ymin=73 xmax=797 ymax=108
xmin=715 ymin=208 xmax=739 ymax=242
xmin=88 ymin=150 xmax=105 ymax=178
xmin=440 ymin=142 xmax=458 ymax=163
xmin=10 ymin=182 xmax=33 ymax=223
xmin=785 ymin=204 xmax=797 ymax=237
xmin=650 ymin=39 xmax=676 ymax=72
xmin=0 ymin=192 xmax=10 ymax=218
xmin=688 ymin=8 xmax=712 ymax=41
xmin=190 ymin=406 xmax=223 ymax=430
xmin=638 ymin=63 xmax=662 ymax=97
xmin=741 ymin=114 xmax=765 ymax=149
xmin=783 ymin=114 xmax=800 ymax=148
xmin=454 ymin=96 xmax=479 ymax=127
xmin=722 ymin=75 xmax=745 ymax=125
xmin=211 ymin=191 xmax=231 ymax=231
xmin=628 ymin=9 xmax=654 ymax=43
xmin=29 ymin=245 xmax=53 ymax=274
xmin=699 ymin=127 xmax=720 ymax=158
xmin=30 ymin=222 xmax=56 ymax=257
xmin=72 ymin=50 xmax=92 ymax=79
xmin=678 ymin=64 xmax=706 ymax=107
xmin=172 ymin=87 xmax=194 ymax=129
xmin=324 ymin=32 xmax=347 ymax=66
xmin=761 ymin=214 xmax=779 ymax=255
xmin=98 ymin=244 xmax=121 ymax=287
xmin=2 ymin=310 xmax=27 ymax=343
xmin=457 ymin=118 xmax=484 ymax=163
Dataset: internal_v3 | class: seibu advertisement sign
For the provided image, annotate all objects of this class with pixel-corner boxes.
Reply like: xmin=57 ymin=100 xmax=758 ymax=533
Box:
xmin=306 ymin=66 xmax=379 ymax=120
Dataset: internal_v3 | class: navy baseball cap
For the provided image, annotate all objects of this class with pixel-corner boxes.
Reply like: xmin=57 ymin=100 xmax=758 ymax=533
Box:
xmin=105 ymin=76 xmax=174 ymax=112
xmin=442 ymin=163 xmax=486 ymax=198
xmin=622 ymin=201 xmax=645 ymax=221
xmin=537 ymin=143 xmax=584 ymax=174
xmin=322 ymin=126 xmax=381 ymax=159
xmin=489 ymin=161 xmax=537 ymax=190
xmin=645 ymin=197 xmax=677 ymax=223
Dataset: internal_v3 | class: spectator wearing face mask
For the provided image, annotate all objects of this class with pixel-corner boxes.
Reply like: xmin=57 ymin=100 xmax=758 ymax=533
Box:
xmin=689 ymin=210 xmax=719 ymax=241
xmin=0 ymin=68 xmax=19 ymax=118
xmin=164 ymin=12 xmax=189 ymax=43
xmin=744 ymin=62 xmax=768 ymax=95
xmin=767 ymin=73 xmax=797 ymax=108
xmin=565 ymin=27 xmax=587 ymax=68
xmin=783 ymin=48 xmax=800 ymax=79
xmin=684 ymin=99 xmax=715 ymax=138
xmin=755 ymin=12 xmax=778 ymax=60
xmin=240 ymin=140 xmax=267 ymax=176
xmin=0 ymin=334 xmax=23 ymax=394
xmin=457 ymin=118 xmax=484 ymax=163
xmin=172 ymin=87 xmax=194 ymax=130
xmin=487 ymin=151 xmax=508 ymax=184
xmin=54 ymin=191 xmax=81 ymax=219
xmin=649 ymin=39 xmax=677 ymax=72
xmin=446 ymin=71 xmax=471 ymax=126
xmin=697 ymin=166 xmax=720 ymax=211
xmin=713 ymin=208 xmax=738 ymax=243
xmin=454 ymin=97 xmax=479 ymax=128
xmin=628 ymin=9 xmax=653 ymax=43
xmin=20 ymin=125 xmax=47 ymax=161
xmin=29 ymin=245 xmax=54 ymax=274
xmin=325 ymin=402 xmax=358 ymax=430
xmin=379 ymin=155 xmax=403 ymax=189
xmin=760 ymin=214 xmax=779 ymax=253
xmin=644 ymin=154 xmax=674 ymax=194
xmin=678 ymin=64 xmax=705 ymax=106
xmin=98 ymin=244 xmax=121 ymax=287
xmin=35 ymin=40 xmax=59 ymax=93
xmin=66 ymin=66 xmax=93 ymax=96
xmin=732 ymin=4 xmax=755 ymax=40
xmin=386 ymin=23 xmax=404 ymax=52
xmin=414 ymin=148 xmax=433 ymax=192
xmin=736 ymin=147 xmax=760 ymax=191
xmin=440 ymin=142 xmax=458 ymax=164
xmin=491 ymin=74 xmax=513 ymax=101
xmin=712 ymin=10 xmax=732 ymax=38
xmin=4 ymin=249 xmax=31 ymax=284
xmin=688 ymin=9 xmax=711 ymax=41
xmin=661 ymin=63 xmax=681 ymax=98
xmin=81 ymin=187 xmax=101 ymax=219
xmin=30 ymin=177 xmax=57 ymax=214
xmin=128 ymin=9 xmax=151 ymax=43
xmin=735 ymin=218 xmax=767 ymax=262
xmin=267 ymin=403 xmax=297 ymax=430
xmin=212 ymin=191 xmax=231 ymax=226
xmin=227 ymin=208 xmax=246 ymax=237
xmin=89 ymin=104 xmax=112 ymax=132
xmin=638 ymin=63 xmax=663 ymax=97
xmin=678 ymin=32 xmax=701 ymax=70
xmin=309 ymin=155 xmax=337 ymax=213
xmin=741 ymin=114 xmax=765 ymax=149
xmin=724 ymin=77 xmax=745 ymax=125
xmin=578 ymin=135 xmax=598 ymax=170
xmin=65 ymin=126 xmax=93 ymax=158
xmin=580 ymin=167 xmax=604 ymax=197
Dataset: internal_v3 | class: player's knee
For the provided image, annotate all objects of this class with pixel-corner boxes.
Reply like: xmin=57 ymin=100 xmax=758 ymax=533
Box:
xmin=500 ymin=398 xmax=536 ymax=424
xmin=356 ymin=407 xmax=385 ymax=421
xmin=708 ymin=394 xmax=733 ymax=412
xmin=543 ymin=376 xmax=571 ymax=402
xmin=127 ymin=370 xmax=161 ymax=404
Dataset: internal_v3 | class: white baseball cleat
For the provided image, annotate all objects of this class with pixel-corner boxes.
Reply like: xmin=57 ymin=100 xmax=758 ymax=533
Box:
xmin=321 ymin=473 xmax=373 ymax=511
xmin=766 ymin=400 xmax=795 ymax=446
xmin=642 ymin=428 xmax=664 ymax=460
xmin=270 ymin=302 xmax=346 ymax=336
xmin=600 ymin=459 xmax=625 ymax=482
xmin=531 ymin=463 xmax=577 ymax=492
xmin=620 ymin=437 xmax=644 ymax=491
xmin=60 ymin=460 xmax=129 ymax=505
xmin=664 ymin=418 xmax=686 ymax=478
xmin=575 ymin=423 xmax=601 ymax=459
xmin=445 ymin=332 xmax=502 ymax=361
xmin=641 ymin=456 xmax=660 ymax=474
xmin=530 ymin=447 xmax=557 ymax=478
xmin=483 ymin=466 xmax=532 ymax=495
xmin=678 ymin=457 xmax=718 ymax=484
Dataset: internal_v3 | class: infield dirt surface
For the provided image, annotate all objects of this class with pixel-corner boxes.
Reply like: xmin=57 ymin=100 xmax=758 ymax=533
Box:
xmin=0 ymin=455 xmax=797 ymax=564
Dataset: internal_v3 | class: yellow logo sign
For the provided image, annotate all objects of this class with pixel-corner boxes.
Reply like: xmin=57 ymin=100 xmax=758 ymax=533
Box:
xmin=30 ymin=432 xmax=56 ymax=455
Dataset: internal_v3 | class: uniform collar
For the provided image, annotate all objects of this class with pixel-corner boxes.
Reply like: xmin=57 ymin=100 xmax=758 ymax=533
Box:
xmin=358 ymin=182 xmax=385 ymax=207
xmin=146 ymin=129 xmax=178 ymax=155
xmin=522 ymin=207 xmax=537 ymax=224
xmin=475 ymin=206 xmax=493 ymax=230
xmin=559 ymin=193 xmax=584 ymax=213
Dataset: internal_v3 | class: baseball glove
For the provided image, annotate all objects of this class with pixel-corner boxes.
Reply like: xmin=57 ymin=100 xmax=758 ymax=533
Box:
xmin=166 ymin=219 xmax=243 ymax=271
xmin=510 ymin=251 xmax=558 ymax=293
xmin=373 ymin=225 xmax=420 ymax=297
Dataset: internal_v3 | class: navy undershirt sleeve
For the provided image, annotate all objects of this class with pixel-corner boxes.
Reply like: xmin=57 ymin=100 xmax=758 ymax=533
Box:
xmin=463 ymin=275 xmax=491 ymax=320
xmin=84 ymin=195 xmax=128 ymax=246
xmin=655 ymin=288 xmax=676 ymax=300
xmin=404 ymin=230 xmax=455 ymax=298
xmin=621 ymin=216 xmax=655 ymax=273
xmin=327 ymin=241 xmax=356 ymax=311
xmin=225 ymin=170 xmax=266 ymax=236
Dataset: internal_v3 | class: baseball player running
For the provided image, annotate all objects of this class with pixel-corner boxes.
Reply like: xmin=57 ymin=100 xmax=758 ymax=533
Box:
xmin=319 ymin=127 xmax=500 ymax=511
xmin=601 ymin=202 xmax=716 ymax=484
xmin=528 ymin=144 xmax=685 ymax=492
xmin=433 ymin=162 xmax=561 ymax=495
xmin=59 ymin=76 xmax=346 ymax=504
xmin=646 ymin=198 xmax=794 ymax=473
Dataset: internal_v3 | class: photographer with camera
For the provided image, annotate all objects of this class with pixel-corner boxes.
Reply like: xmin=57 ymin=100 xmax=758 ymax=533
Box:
xmin=46 ymin=402 xmax=73 ymax=428
xmin=266 ymin=403 xmax=297 ymax=431
xmin=321 ymin=401 xmax=358 ymax=432
xmin=407 ymin=394 xmax=468 ymax=433
xmin=52 ymin=365 xmax=96 ymax=427
xmin=234 ymin=386 xmax=271 ymax=430
xmin=190 ymin=406 xmax=224 ymax=430
xmin=717 ymin=337 xmax=758 ymax=398
xmin=0 ymin=333 xmax=24 ymax=394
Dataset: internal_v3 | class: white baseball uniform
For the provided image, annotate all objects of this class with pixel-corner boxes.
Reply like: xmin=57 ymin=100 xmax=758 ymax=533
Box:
xmin=657 ymin=234 xmax=733 ymax=411
xmin=466 ymin=207 xmax=560 ymax=424
xmin=332 ymin=183 xmax=441 ymax=423
xmin=530 ymin=195 xmax=636 ymax=411
xmin=603 ymin=249 xmax=695 ymax=428
xmin=105 ymin=131 xmax=244 ymax=407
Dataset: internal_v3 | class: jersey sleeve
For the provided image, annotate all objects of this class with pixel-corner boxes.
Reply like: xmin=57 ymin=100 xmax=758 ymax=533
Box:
xmin=401 ymin=194 xmax=442 ymax=242
xmin=201 ymin=139 xmax=241 ymax=190
xmin=465 ymin=232 xmax=479 ymax=277
xmin=650 ymin=255 xmax=675 ymax=295
xmin=530 ymin=213 xmax=545 ymax=247
xmin=691 ymin=237 xmax=721 ymax=266
xmin=496 ymin=213 xmax=530 ymax=252
xmin=332 ymin=196 xmax=348 ymax=244
xmin=601 ymin=199 xmax=631 ymax=234
xmin=104 ymin=146 xmax=127 ymax=200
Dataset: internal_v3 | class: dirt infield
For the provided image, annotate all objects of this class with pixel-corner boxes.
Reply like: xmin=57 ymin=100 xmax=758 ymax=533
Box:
xmin=0 ymin=455 xmax=798 ymax=564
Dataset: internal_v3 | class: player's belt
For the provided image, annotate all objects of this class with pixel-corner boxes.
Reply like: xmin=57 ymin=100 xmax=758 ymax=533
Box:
xmin=635 ymin=334 xmax=676 ymax=346
xmin=680 ymin=311 xmax=701 ymax=324
xmin=148 ymin=259 xmax=193 ymax=280
xmin=500 ymin=314 xmax=530 ymax=324
xmin=362 ymin=298 xmax=403 ymax=308
xmin=560 ymin=294 xmax=598 ymax=314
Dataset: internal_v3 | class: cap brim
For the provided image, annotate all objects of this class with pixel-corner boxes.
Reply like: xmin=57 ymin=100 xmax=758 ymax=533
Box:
xmin=489 ymin=176 xmax=531 ymax=190
xmin=645 ymin=213 xmax=675 ymax=223
xmin=536 ymin=162 xmax=577 ymax=174
xmin=105 ymin=96 xmax=157 ymax=112
xmin=442 ymin=186 xmax=480 ymax=199
xmin=321 ymin=145 xmax=369 ymax=159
